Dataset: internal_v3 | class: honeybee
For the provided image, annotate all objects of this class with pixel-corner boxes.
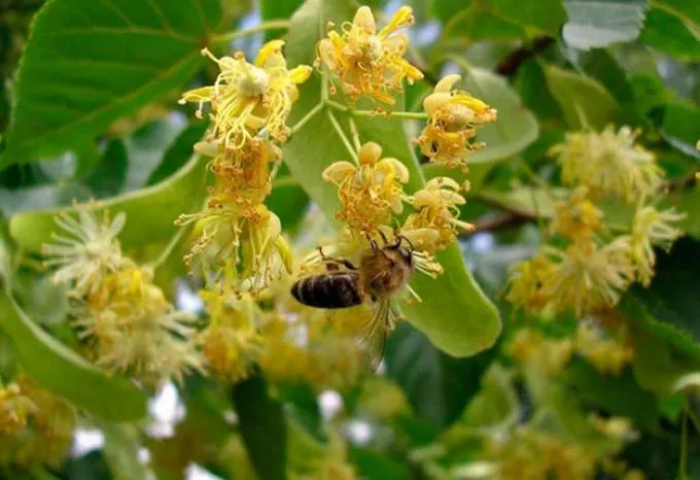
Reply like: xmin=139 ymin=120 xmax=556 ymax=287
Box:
xmin=291 ymin=232 xmax=415 ymax=368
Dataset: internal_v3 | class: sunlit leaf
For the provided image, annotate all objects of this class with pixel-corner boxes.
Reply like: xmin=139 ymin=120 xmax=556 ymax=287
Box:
xmin=9 ymin=153 xmax=208 ymax=253
xmin=562 ymin=0 xmax=648 ymax=49
xmin=544 ymin=65 xmax=620 ymax=129
xmin=0 ymin=0 xmax=222 ymax=167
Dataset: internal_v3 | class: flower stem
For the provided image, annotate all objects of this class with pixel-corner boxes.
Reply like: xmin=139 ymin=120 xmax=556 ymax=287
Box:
xmin=325 ymin=100 xmax=428 ymax=120
xmin=211 ymin=20 xmax=291 ymax=46
xmin=147 ymin=227 xmax=189 ymax=271
xmin=327 ymin=109 xmax=358 ymax=163
xmin=289 ymin=102 xmax=324 ymax=135
xmin=348 ymin=117 xmax=362 ymax=151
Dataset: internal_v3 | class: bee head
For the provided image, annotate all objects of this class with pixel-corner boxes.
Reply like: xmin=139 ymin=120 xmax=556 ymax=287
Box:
xmin=388 ymin=234 xmax=414 ymax=267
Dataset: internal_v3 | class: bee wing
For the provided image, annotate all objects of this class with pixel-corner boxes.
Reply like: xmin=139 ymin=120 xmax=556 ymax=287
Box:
xmin=356 ymin=297 xmax=393 ymax=372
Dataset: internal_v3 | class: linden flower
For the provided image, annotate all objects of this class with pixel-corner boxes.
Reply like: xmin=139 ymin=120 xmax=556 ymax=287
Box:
xmin=317 ymin=5 xmax=423 ymax=104
xmin=629 ymin=206 xmax=685 ymax=286
xmin=259 ymin=315 xmax=312 ymax=383
xmin=0 ymin=375 xmax=75 ymax=468
xmin=180 ymin=40 xmax=312 ymax=149
xmin=542 ymin=238 xmax=634 ymax=317
xmin=417 ymin=74 xmax=497 ymax=171
xmin=198 ymin=290 xmax=262 ymax=381
xmin=197 ymin=137 xmax=282 ymax=208
xmin=575 ymin=324 xmax=634 ymax=376
xmin=43 ymin=208 xmax=126 ymax=297
xmin=550 ymin=126 xmax=663 ymax=203
xmin=507 ymin=329 xmax=573 ymax=377
xmin=551 ymin=187 xmax=603 ymax=241
xmin=485 ymin=427 xmax=598 ymax=480
xmin=0 ymin=383 xmax=35 ymax=434
xmin=323 ymin=142 xmax=409 ymax=233
xmin=78 ymin=267 xmax=201 ymax=385
xmin=506 ymin=254 xmax=556 ymax=312
xmin=179 ymin=204 xmax=292 ymax=291
xmin=402 ymin=177 xmax=474 ymax=253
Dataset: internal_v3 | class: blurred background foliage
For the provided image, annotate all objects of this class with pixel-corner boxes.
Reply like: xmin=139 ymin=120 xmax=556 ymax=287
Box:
xmin=0 ymin=0 xmax=699 ymax=479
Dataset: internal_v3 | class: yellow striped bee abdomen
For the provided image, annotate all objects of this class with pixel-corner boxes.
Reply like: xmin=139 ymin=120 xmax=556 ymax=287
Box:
xmin=291 ymin=272 xmax=364 ymax=309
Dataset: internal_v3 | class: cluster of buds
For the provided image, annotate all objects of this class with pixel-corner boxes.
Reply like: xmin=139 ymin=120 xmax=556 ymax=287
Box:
xmin=507 ymin=126 xmax=684 ymax=317
xmin=43 ymin=207 xmax=201 ymax=386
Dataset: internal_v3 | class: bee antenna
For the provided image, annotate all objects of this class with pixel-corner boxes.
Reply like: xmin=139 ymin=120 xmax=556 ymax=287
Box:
xmin=378 ymin=229 xmax=390 ymax=246
xmin=399 ymin=234 xmax=414 ymax=252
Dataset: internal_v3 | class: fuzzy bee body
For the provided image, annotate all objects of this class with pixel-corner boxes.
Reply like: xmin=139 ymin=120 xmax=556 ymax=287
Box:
xmin=291 ymin=271 xmax=364 ymax=309
xmin=291 ymin=235 xmax=415 ymax=368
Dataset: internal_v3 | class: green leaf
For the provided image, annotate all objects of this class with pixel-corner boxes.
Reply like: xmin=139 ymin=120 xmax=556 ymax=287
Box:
xmin=642 ymin=0 xmax=700 ymax=60
xmin=385 ymin=324 xmax=499 ymax=429
xmin=0 ymin=0 xmax=222 ymax=167
xmin=450 ymin=364 xmax=519 ymax=436
xmin=640 ymin=8 xmax=700 ymax=62
xmin=622 ymin=238 xmax=700 ymax=362
xmin=578 ymin=49 xmax=636 ymax=107
xmin=0 ymin=289 xmax=146 ymax=420
xmin=284 ymin=0 xmax=501 ymax=357
xmin=564 ymin=359 xmax=659 ymax=428
xmin=349 ymin=447 xmax=410 ymax=480
xmin=515 ymin=60 xmax=566 ymax=123
xmin=544 ymin=65 xmax=620 ymax=129
xmin=662 ymin=101 xmax=700 ymax=153
xmin=9 ymin=153 xmax=208 ymax=253
xmin=562 ymin=0 xmax=648 ymax=49
xmin=231 ymin=374 xmax=287 ymax=480
xmin=260 ymin=0 xmax=303 ymax=40
xmin=435 ymin=0 xmax=566 ymax=39
xmin=146 ymin=121 xmax=207 ymax=186
xmin=629 ymin=327 xmax=700 ymax=396
xmin=267 ymin=174 xmax=310 ymax=233
xmin=84 ymin=139 xmax=128 ymax=197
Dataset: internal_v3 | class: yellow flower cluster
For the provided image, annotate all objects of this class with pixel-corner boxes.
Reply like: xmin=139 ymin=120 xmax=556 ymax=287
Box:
xmin=320 ymin=142 xmax=473 ymax=271
xmin=318 ymin=6 xmax=423 ymax=104
xmin=484 ymin=423 xmax=643 ymax=480
xmin=0 ymin=382 xmax=35 ymax=434
xmin=259 ymin=305 xmax=367 ymax=391
xmin=508 ymin=323 xmax=634 ymax=377
xmin=507 ymin=329 xmax=574 ymax=377
xmin=44 ymin=208 xmax=201 ymax=386
xmin=0 ymin=375 xmax=75 ymax=468
xmin=508 ymin=127 xmax=684 ymax=317
xmin=575 ymin=323 xmax=634 ymax=376
xmin=177 ymin=39 xmax=316 ymax=384
xmin=197 ymin=287 xmax=262 ymax=381
xmin=417 ymin=75 xmax=497 ymax=171
xmin=485 ymin=427 xmax=598 ymax=480
xmin=179 ymin=40 xmax=310 ymax=294
xmin=551 ymin=126 xmax=662 ymax=203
